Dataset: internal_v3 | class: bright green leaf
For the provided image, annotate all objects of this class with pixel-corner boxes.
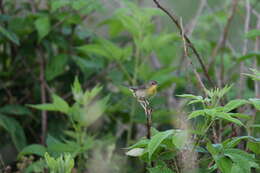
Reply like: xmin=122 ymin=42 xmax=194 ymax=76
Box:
xmin=148 ymin=130 xmax=174 ymax=160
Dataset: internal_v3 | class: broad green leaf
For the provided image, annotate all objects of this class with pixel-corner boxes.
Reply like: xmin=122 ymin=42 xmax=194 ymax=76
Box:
xmin=214 ymin=112 xmax=244 ymax=126
xmin=245 ymin=29 xmax=260 ymax=38
xmin=148 ymin=130 xmax=174 ymax=160
xmin=35 ymin=16 xmax=51 ymax=41
xmin=45 ymin=54 xmax=68 ymax=81
xmin=126 ymin=148 xmax=145 ymax=157
xmin=223 ymin=99 xmax=248 ymax=112
xmin=0 ymin=104 xmax=32 ymax=116
xmin=188 ymin=110 xmax=205 ymax=119
xmin=18 ymin=144 xmax=46 ymax=158
xmin=206 ymin=142 xmax=220 ymax=156
xmin=0 ymin=25 xmax=20 ymax=45
xmin=215 ymin=156 xmax=233 ymax=173
xmin=148 ymin=165 xmax=174 ymax=173
xmin=224 ymin=148 xmax=258 ymax=172
xmin=0 ymin=114 xmax=26 ymax=151
xmin=247 ymin=141 xmax=260 ymax=154
xmin=77 ymin=44 xmax=109 ymax=57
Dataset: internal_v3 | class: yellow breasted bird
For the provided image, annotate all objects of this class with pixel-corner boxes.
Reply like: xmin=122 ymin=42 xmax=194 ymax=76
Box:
xmin=128 ymin=80 xmax=158 ymax=100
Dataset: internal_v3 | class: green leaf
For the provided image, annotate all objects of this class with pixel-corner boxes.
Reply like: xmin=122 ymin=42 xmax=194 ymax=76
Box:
xmin=247 ymin=141 xmax=260 ymax=154
xmin=28 ymin=103 xmax=57 ymax=112
xmin=71 ymin=76 xmax=83 ymax=103
xmin=224 ymin=148 xmax=258 ymax=172
xmin=45 ymin=54 xmax=68 ymax=81
xmin=51 ymin=0 xmax=70 ymax=12
xmin=214 ymin=112 xmax=244 ymax=126
xmin=35 ymin=16 xmax=51 ymax=41
xmin=126 ymin=148 xmax=145 ymax=157
xmin=24 ymin=160 xmax=46 ymax=173
xmin=83 ymin=96 xmax=109 ymax=127
xmin=223 ymin=99 xmax=248 ymax=112
xmin=188 ymin=110 xmax=205 ymax=119
xmin=128 ymin=139 xmax=149 ymax=149
xmin=245 ymin=29 xmax=260 ymax=38
xmin=249 ymin=98 xmax=260 ymax=110
xmin=77 ymin=44 xmax=109 ymax=57
xmin=148 ymin=165 xmax=174 ymax=173
xmin=215 ymin=156 xmax=233 ymax=173
xmin=52 ymin=94 xmax=70 ymax=114
xmin=148 ymin=130 xmax=174 ymax=160
xmin=0 ymin=25 xmax=20 ymax=45
xmin=28 ymin=94 xmax=69 ymax=114
xmin=0 ymin=104 xmax=32 ymax=116
xmin=18 ymin=144 xmax=46 ymax=158
xmin=0 ymin=114 xmax=26 ymax=151
xmin=177 ymin=94 xmax=202 ymax=100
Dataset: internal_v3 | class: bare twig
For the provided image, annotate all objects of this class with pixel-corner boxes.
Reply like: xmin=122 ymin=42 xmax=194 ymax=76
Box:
xmin=254 ymin=13 xmax=260 ymax=98
xmin=180 ymin=18 xmax=207 ymax=95
xmin=211 ymin=0 xmax=239 ymax=59
xmin=239 ymin=0 xmax=251 ymax=99
xmin=152 ymin=0 xmax=215 ymax=87
xmin=39 ymin=49 xmax=48 ymax=145
xmin=210 ymin=0 xmax=239 ymax=87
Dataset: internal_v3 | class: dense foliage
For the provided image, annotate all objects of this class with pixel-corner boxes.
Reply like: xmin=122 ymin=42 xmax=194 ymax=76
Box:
xmin=0 ymin=0 xmax=259 ymax=172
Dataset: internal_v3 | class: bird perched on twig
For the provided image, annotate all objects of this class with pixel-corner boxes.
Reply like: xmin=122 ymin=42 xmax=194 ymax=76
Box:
xmin=128 ymin=80 xmax=158 ymax=101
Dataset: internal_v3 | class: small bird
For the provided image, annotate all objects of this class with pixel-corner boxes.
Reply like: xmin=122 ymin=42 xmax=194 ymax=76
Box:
xmin=128 ymin=80 xmax=158 ymax=100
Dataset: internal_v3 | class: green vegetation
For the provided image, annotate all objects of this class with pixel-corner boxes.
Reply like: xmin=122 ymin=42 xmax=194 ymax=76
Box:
xmin=0 ymin=0 xmax=259 ymax=173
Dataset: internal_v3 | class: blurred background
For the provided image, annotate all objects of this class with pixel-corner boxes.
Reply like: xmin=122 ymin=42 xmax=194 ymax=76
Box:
xmin=0 ymin=0 xmax=259 ymax=172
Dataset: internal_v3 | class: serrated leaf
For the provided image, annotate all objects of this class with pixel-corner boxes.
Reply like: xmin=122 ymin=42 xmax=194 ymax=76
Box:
xmin=148 ymin=130 xmax=174 ymax=160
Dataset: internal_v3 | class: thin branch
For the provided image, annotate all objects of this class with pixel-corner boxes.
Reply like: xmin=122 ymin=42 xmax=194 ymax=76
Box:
xmin=254 ymin=16 xmax=260 ymax=98
xmin=239 ymin=0 xmax=251 ymax=98
xmin=39 ymin=49 xmax=48 ymax=145
xmin=152 ymin=0 xmax=215 ymax=87
xmin=211 ymin=0 xmax=239 ymax=58
xmin=180 ymin=18 xmax=207 ymax=95
xmin=210 ymin=0 xmax=239 ymax=87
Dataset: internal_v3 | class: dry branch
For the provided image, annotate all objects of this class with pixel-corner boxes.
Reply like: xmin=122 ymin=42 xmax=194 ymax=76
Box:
xmin=152 ymin=0 xmax=215 ymax=87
